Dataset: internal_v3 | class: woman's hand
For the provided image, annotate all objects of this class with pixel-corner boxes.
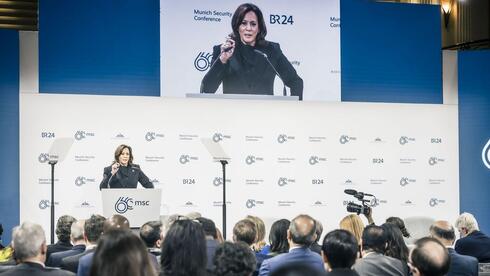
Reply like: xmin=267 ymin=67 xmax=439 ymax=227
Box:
xmin=111 ymin=162 xmax=120 ymax=175
xmin=219 ymin=37 xmax=235 ymax=64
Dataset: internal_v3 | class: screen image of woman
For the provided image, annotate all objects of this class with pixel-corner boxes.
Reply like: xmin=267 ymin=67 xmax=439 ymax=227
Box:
xmin=99 ymin=144 xmax=154 ymax=189
xmin=200 ymin=3 xmax=303 ymax=100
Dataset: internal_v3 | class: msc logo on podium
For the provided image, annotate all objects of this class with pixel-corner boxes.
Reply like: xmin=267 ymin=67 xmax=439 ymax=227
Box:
xmin=114 ymin=197 xmax=151 ymax=214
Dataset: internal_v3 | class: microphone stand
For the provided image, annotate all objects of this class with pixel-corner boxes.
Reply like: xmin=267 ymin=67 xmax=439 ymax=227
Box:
xmin=254 ymin=49 xmax=288 ymax=96
xmin=219 ymin=160 xmax=228 ymax=240
xmin=48 ymin=160 xmax=58 ymax=244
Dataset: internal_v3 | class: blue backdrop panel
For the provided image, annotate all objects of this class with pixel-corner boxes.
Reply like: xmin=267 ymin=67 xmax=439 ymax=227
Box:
xmin=459 ymin=50 xmax=490 ymax=234
xmin=340 ymin=0 xmax=442 ymax=103
xmin=39 ymin=0 xmax=160 ymax=96
xmin=0 ymin=29 xmax=19 ymax=245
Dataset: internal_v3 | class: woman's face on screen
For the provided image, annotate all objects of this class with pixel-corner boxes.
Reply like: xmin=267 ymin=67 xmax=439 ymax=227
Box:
xmin=239 ymin=11 xmax=259 ymax=46
xmin=118 ymin=148 xmax=130 ymax=166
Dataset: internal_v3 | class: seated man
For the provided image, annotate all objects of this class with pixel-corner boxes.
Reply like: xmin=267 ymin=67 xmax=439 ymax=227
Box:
xmin=46 ymin=215 xmax=76 ymax=262
xmin=139 ymin=220 xmax=163 ymax=258
xmin=196 ymin=217 xmax=220 ymax=272
xmin=322 ymin=229 xmax=360 ymax=276
xmin=455 ymin=212 xmax=490 ymax=262
xmin=213 ymin=241 xmax=256 ymax=276
xmin=409 ymin=237 xmax=450 ymax=276
xmin=47 ymin=220 xmax=86 ymax=268
xmin=233 ymin=219 xmax=268 ymax=275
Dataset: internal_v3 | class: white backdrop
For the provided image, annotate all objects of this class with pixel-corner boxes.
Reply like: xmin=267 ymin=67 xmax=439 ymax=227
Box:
xmin=20 ymin=94 xmax=459 ymax=239
xmin=160 ymin=0 xmax=341 ymax=101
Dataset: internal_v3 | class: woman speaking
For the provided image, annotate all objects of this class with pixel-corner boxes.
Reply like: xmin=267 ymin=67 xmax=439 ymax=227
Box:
xmin=200 ymin=3 xmax=303 ymax=100
xmin=99 ymin=144 xmax=154 ymax=189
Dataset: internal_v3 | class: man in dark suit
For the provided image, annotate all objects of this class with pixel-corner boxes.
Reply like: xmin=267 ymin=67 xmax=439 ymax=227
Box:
xmin=259 ymin=214 xmax=324 ymax=276
xmin=2 ymin=222 xmax=74 ymax=276
xmin=46 ymin=220 xmax=86 ymax=268
xmin=45 ymin=215 xmax=76 ymax=262
xmin=60 ymin=215 xmax=105 ymax=273
xmin=455 ymin=212 xmax=490 ymax=262
xmin=310 ymin=219 xmax=323 ymax=255
xmin=233 ymin=218 xmax=269 ymax=276
xmin=322 ymin=229 xmax=360 ymax=276
xmin=196 ymin=217 xmax=220 ymax=272
xmin=409 ymin=237 xmax=450 ymax=276
xmin=139 ymin=220 xmax=163 ymax=260
xmin=430 ymin=220 xmax=478 ymax=276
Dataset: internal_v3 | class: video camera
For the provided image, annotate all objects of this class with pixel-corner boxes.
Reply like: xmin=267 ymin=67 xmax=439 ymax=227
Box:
xmin=344 ymin=189 xmax=376 ymax=216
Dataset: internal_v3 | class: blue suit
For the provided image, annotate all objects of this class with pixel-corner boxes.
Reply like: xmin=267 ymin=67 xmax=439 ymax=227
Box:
xmin=447 ymin=248 xmax=478 ymax=276
xmin=258 ymin=246 xmax=323 ymax=276
xmin=47 ymin=245 xmax=86 ymax=268
xmin=455 ymin=231 xmax=490 ymax=262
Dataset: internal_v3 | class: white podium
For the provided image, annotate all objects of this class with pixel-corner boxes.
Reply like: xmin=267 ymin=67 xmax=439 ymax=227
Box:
xmin=101 ymin=189 xmax=162 ymax=228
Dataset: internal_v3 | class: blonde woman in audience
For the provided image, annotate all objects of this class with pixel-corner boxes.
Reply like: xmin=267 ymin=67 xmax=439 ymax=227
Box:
xmin=339 ymin=214 xmax=365 ymax=246
xmin=245 ymin=215 xmax=267 ymax=253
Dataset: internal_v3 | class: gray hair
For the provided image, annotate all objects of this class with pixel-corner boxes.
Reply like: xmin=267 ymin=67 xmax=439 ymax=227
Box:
xmin=455 ymin=212 xmax=479 ymax=232
xmin=12 ymin=222 xmax=46 ymax=261
xmin=70 ymin=220 xmax=85 ymax=241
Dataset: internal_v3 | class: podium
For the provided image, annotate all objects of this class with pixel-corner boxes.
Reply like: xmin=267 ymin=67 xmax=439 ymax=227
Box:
xmin=101 ymin=189 xmax=162 ymax=228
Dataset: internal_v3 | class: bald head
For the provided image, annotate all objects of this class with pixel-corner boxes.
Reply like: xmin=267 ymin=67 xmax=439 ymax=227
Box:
xmin=430 ymin=220 xmax=455 ymax=246
xmin=289 ymin=214 xmax=316 ymax=246
xmin=410 ymin=237 xmax=450 ymax=276
xmin=103 ymin=214 xmax=130 ymax=232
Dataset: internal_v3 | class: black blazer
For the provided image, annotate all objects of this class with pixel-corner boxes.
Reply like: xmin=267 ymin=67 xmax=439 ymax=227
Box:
xmin=455 ymin=230 xmax=490 ymax=262
xmin=447 ymin=248 xmax=478 ymax=276
xmin=60 ymin=249 xmax=94 ymax=273
xmin=0 ymin=262 xmax=74 ymax=276
xmin=45 ymin=241 xmax=72 ymax=263
xmin=99 ymin=164 xmax=154 ymax=189
xmin=46 ymin=244 xmax=86 ymax=268
xmin=201 ymin=41 xmax=303 ymax=100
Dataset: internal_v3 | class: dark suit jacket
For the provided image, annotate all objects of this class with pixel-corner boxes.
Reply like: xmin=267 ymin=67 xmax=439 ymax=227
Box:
xmin=201 ymin=40 xmax=303 ymax=100
xmin=0 ymin=262 xmax=74 ymax=276
xmin=205 ymin=239 xmax=219 ymax=271
xmin=447 ymin=248 xmax=478 ymax=276
xmin=455 ymin=231 xmax=490 ymax=262
xmin=259 ymin=246 xmax=323 ymax=276
xmin=46 ymin=241 xmax=72 ymax=263
xmin=353 ymin=252 xmax=409 ymax=276
xmin=326 ymin=268 xmax=360 ymax=276
xmin=99 ymin=164 xmax=154 ymax=189
xmin=310 ymin=242 xmax=322 ymax=255
xmin=59 ymin=249 xmax=94 ymax=273
xmin=46 ymin=245 xmax=86 ymax=268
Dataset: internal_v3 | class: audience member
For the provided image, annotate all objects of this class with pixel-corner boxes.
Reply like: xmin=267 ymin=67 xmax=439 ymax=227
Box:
xmin=321 ymin=229 xmax=359 ymax=276
xmin=430 ymin=220 xmax=478 ymax=276
xmin=386 ymin=217 xmax=411 ymax=238
xmin=353 ymin=225 xmax=409 ymax=276
xmin=46 ymin=215 xmax=76 ymax=262
xmin=409 ymin=237 xmax=450 ymax=276
xmin=382 ymin=223 xmax=409 ymax=263
xmin=213 ymin=241 xmax=257 ymax=276
xmin=2 ymin=222 xmax=74 ymax=276
xmin=310 ymin=219 xmax=323 ymax=255
xmin=269 ymin=262 xmax=327 ymax=276
xmin=233 ymin=219 xmax=268 ymax=275
xmin=160 ymin=219 xmax=207 ymax=276
xmin=47 ymin=220 xmax=86 ymax=267
xmin=455 ymin=212 xmax=490 ymax=262
xmin=246 ymin=215 xmax=267 ymax=254
xmin=339 ymin=214 xmax=364 ymax=247
xmin=89 ymin=229 xmax=156 ymax=276
xmin=60 ymin=215 xmax=105 ymax=273
xmin=259 ymin=214 xmax=323 ymax=276
xmin=140 ymin=221 xmax=163 ymax=258
xmin=267 ymin=219 xmax=290 ymax=257
xmin=196 ymin=217 xmax=220 ymax=272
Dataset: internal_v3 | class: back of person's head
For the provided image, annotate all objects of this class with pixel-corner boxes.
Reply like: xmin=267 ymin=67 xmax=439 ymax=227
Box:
xmin=103 ymin=214 xmax=130 ymax=232
xmin=55 ymin=215 xmax=76 ymax=243
xmin=12 ymin=222 xmax=46 ymax=261
xmin=410 ymin=237 xmax=450 ymax=276
xmin=339 ymin=214 xmax=364 ymax=245
xmin=269 ymin=219 xmax=290 ymax=254
xmin=314 ymin=219 xmax=323 ymax=243
xmin=196 ymin=217 xmax=217 ymax=239
xmin=386 ymin=216 xmax=411 ymax=238
xmin=382 ymin=223 xmax=409 ymax=262
xmin=161 ymin=219 xmax=206 ymax=276
xmin=213 ymin=241 xmax=256 ymax=276
xmin=455 ymin=212 xmax=479 ymax=235
xmin=139 ymin=221 xmax=162 ymax=248
xmin=289 ymin=214 xmax=317 ymax=246
xmin=430 ymin=220 xmax=456 ymax=244
xmin=70 ymin=220 xmax=85 ymax=243
xmin=269 ymin=262 xmax=326 ymax=276
xmin=84 ymin=214 xmax=106 ymax=243
xmin=186 ymin=212 xmax=202 ymax=220
xmin=90 ymin=229 xmax=156 ymax=276
xmin=245 ymin=215 xmax=266 ymax=245
xmin=361 ymin=225 xmax=386 ymax=253
xmin=233 ymin=219 xmax=257 ymax=246
xmin=321 ymin=229 xmax=358 ymax=269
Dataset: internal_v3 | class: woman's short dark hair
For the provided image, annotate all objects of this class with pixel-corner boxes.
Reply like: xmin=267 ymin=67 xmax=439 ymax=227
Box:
xmin=90 ymin=229 xmax=156 ymax=276
xmin=231 ymin=3 xmax=267 ymax=45
xmin=213 ymin=241 xmax=256 ymax=276
xmin=382 ymin=223 xmax=409 ymax=263
xmin=114 ymin=144 xmax=133 ymax=165
xmin=386 ymin=216 xmax=410 ymax=238
xmin=160 ymin=219 xmax=207 ymax=276
xmin=55 ymin=215 xmax=76 ymax=243
xmin=269 ymin=219 xmax=290 ymax=254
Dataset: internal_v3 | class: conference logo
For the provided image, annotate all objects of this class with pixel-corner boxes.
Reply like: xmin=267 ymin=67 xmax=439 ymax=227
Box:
xmin=182 ymin=201 xmax=198 ymax=208
xmin=400 ymin=177 xmax=416 ymax=187
xmin=74 ymin=130 xmax=95 ymax=141
xmin=194 ymin=52 xmax=213 ymax=71
xmin=269 ymin=14 xmax=294 ymax=25
xmin=115 ymin=197 xmax=133 ymax=214
xmin=245 ymin=199 xmax=264 ymax=209
xmin=213 ymin=177 xmax=231 ymax=186
xmin=182 ymin=178 xmax=196 ymax=185
xmin=309 ymin=156 xmax=326 ymax=165
xmin=429 ymin=198 xmax=446 ymax=207
xmin=74 ymin=176 xmax=96 ymax=187
xmin=399 ymin=136 xmax=415 ymax=145
xmin=145 ymin=131 xmax=164 ymax=142
xmin=245 ymin=155 xmax=264 ymax=165
xmin=342 ymin=179 xmax=357 ymax=186
xmin=339 ymin=135 xmax=357 ymax=144
xmin=401 ymin=200 xmax=415 ymax=206
xmin=277 ymin=134 xmax=295 ymax=144
xmin=371 ymin=137 xmax=386 ymax=144
xmin=482 ymin=139 xmax=490 ymax=169
xmin=112 ymin=133 xmax=129 ymax=140
xmin=312 ymin=201 xmax=328 ymax=207
xmin=213 ymin=132 xmax=231 ymax=143
xmin=179 ymin=154 xmax=198 ymax=164
xmin=428 ymin=157 xmax=445 ymax=166
xmin=277 ymin=177 xmax=295 ymax=187
xmin=41 ymin=132 xmax=55 ymax=139
xmin=38 ymin=200 xmax=57 ymax=210
xmin=312 ymin=178 xmax=326 ymax=185
xmin=77 ymin=201 xmax=94 ymax=208
xmin=38 ymin=153 xmax=50 ymax=163
xmin=431 ymin=138 xmax=443 ymax=144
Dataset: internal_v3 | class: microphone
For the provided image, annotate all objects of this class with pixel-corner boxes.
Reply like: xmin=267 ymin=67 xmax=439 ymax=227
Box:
xmin=344 ymin=189 xmax=357 ymax=195
xmin=253 ymin=49 xmax=287 ymax=96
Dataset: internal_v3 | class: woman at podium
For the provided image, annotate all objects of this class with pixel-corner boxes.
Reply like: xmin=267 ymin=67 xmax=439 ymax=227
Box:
xmin=99 ymin=144 xmax=154 ymax=189
xmin=200 ymin=3 xmax=303 ymax=100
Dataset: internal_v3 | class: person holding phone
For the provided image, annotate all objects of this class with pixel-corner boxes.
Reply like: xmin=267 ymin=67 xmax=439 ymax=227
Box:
xmin=99 ymin=144 xmax=154 ymax=189
xmin=200 ymin=3 xmax=303 ymax=100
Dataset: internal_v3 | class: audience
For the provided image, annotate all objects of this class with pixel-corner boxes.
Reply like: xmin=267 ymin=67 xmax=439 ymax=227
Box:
xmin=213 ymin=241 xmax=257 ymax=276
xmin=2 ymin=222 xmax=74 ymax=276
xmin=339 ymin=214 xmax=364 ymax=247
xmin=267 ymin=219 xmax=290 ymax=257
xmin=454 ymin=212 xmax=490 ymax=262
xmin=353 ymin=225 xmax=409 ymax=276
xmin=46 ymin=215 xmax=76 ymax=262
xmin=89 ymin=228 xmax=156 ymax=276
xmin=160 ymin=219 xmax=207 ymax=276
xmin=246 ymin=215 xmax=267 ymax=254
xmin=321 ymin=229 xmax=359 ymax=276
xmin=409 ymin=237 xmax=450 ymax=276
xmin=47 ymin=220 xmax=86 ymax=267
xmin=385 ymin=217 xmax=411 ymax=239
xmin=196 ymin=217 xmax=220 ymax=272
xmin=259 ymin=214 xmax=323 ymax=276
xmin=381 ymin=223 xmax=409 ymax=263
xmin=310 ymin=219 xmax=323 ymax=255
xmin=233 ymin=219 xmax=268 ymax=275
xmin=269 ymin=262 xmax=327 ymax=276
xmin=139 ymin=220 xmax=163 ymax=258
xmin=430 ymin=220 xmax=478 ymax=276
